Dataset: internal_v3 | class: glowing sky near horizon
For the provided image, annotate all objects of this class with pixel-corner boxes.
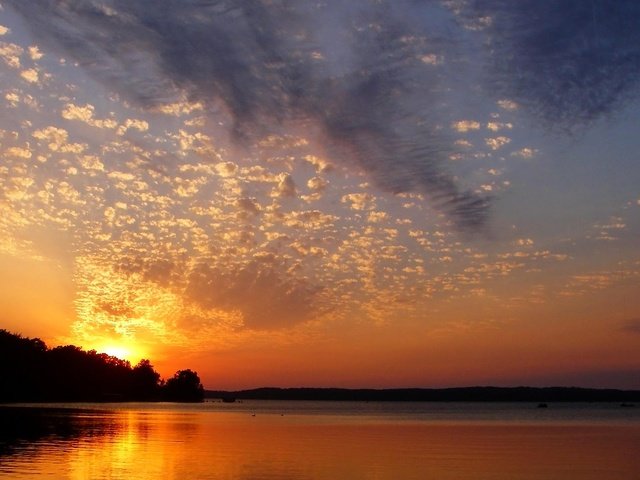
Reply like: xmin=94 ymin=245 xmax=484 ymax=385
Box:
xmin=0 ymin=0 xmax=639 ymax=389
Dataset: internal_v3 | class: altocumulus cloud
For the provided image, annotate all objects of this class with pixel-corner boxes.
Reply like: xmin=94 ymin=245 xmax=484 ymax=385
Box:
xmin=6 ymin=0 xmax=490 ymax=231
xmin=7 ymin=1 xmax=639 ymax=229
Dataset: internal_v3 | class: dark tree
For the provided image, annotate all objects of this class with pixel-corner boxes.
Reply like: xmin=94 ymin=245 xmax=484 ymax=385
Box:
xmin=163 ymin=369 xmax=204 ymax=402
xmin=0 ymin=329 xmax=198 ymax=403
xmin=131 ymin=359 xmax=162 ymax=400
xmin=44 ymin=346 xmax=132 ymax=401
xmin=0 ymin=330 xmax=47 ymax=401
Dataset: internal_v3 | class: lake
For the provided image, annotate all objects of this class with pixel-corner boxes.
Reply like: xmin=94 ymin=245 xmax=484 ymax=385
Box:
xmin=1 ymin=401 xmax=639 ymax=479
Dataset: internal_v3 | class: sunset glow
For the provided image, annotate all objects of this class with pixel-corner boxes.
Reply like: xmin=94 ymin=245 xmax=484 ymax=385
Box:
xmin=0 ymin=1 xmax=639 ymax=390
xmin=98 ymin=344 xmax=142 ymax=364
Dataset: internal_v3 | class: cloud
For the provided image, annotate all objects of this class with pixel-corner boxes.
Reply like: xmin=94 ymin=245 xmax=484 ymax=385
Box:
xmin=342 ymin=192 xmax=374 ymax=211
xmin=511 ymin=147 xmax=537 ymax=159
xmin=186 ymin=259 xmax=322 ymax=330
xmin=0 ymin=41 xmax=23 ymax=68
xmin=484 ymin=136 xmax=511 ymax=150
xmin=32 ymin=126 xmax=69 ymax=150
xmin=272 ymin=173 xmax=297 ymax=199
xmin=307 ymin=176 xmax=328 ymax=193
xmin=20 ymin=68 xmax=39 ymax=84
xmin=62 ymin=103 xmax=119 ymax=129
xmin=452 ymin=120 xmax=481 ymax=133
xmin=28 ymin=46 xmax=43 ymax=60
xmin=6 ymin=0 xmax=490 ymax=231
xmin=5 ymin=146 xmax=32 ymax=159
xmin=236 ymin=197 xmax=261 ymax=216
xmin=486 ymin=121 xmax=512 ymax=132
xmin=497 ymin=99 xmax=518 ymax=111
xmin=463 ymin=0 xmax=640 ymax=128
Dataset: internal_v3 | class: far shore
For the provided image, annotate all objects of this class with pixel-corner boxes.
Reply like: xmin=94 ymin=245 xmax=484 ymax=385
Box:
xmin=205 ymin=386 xmax=640 ymax=403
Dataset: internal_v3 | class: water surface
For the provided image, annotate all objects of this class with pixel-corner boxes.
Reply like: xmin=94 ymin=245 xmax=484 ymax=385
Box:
xmin=1 ymin=402 xmax=639 ymax=479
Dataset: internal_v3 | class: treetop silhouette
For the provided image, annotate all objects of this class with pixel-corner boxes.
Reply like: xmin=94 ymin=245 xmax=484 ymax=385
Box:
xmin=0 ymin=329 xmax=203 ymax=402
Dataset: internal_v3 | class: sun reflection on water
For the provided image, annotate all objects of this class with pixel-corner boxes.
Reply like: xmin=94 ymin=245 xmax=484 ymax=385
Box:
xmin=1 ymin=407 xmax=639 ymax=480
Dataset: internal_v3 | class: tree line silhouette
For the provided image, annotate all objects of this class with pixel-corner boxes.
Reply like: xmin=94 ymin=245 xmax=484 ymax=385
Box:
xmin=0 ymin=329 xmax=204 ymax=402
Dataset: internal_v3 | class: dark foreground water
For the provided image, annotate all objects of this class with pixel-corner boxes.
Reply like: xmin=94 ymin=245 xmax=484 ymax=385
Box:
xmin=1 ymin=401 xmax=639 ymax=479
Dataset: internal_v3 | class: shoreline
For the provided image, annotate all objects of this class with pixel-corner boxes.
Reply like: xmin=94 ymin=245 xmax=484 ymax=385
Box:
xmin=205 ymin=386 xmax=640 ymax=403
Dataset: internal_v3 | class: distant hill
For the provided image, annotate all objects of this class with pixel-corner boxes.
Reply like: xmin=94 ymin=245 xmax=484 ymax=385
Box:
xmin=205 ymin=386 xmax=640 ymax=403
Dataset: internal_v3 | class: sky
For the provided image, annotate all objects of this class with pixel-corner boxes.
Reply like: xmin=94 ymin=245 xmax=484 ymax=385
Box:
xmin=0 ymin=0 xmax=639 ymax=390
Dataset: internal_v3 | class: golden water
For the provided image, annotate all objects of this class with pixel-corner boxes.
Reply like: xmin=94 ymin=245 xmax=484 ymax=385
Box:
xmin=1 ymin=403 xmax=639 ymax=479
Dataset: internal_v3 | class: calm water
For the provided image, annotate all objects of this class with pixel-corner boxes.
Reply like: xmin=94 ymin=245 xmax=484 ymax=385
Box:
xmin=1 ymin=401 xmax=639 ymax=479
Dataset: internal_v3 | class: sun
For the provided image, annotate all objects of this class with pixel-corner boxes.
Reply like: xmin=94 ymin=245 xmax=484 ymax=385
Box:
xmin=98 ymin=342 xmax=145 ymax=364
xmin=102 ymin=345 xmax=132 ymax=360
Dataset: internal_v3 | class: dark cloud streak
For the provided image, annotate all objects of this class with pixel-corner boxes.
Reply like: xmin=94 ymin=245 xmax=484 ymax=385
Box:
xmin=464 ymin=0 xmax=640 ymax=128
